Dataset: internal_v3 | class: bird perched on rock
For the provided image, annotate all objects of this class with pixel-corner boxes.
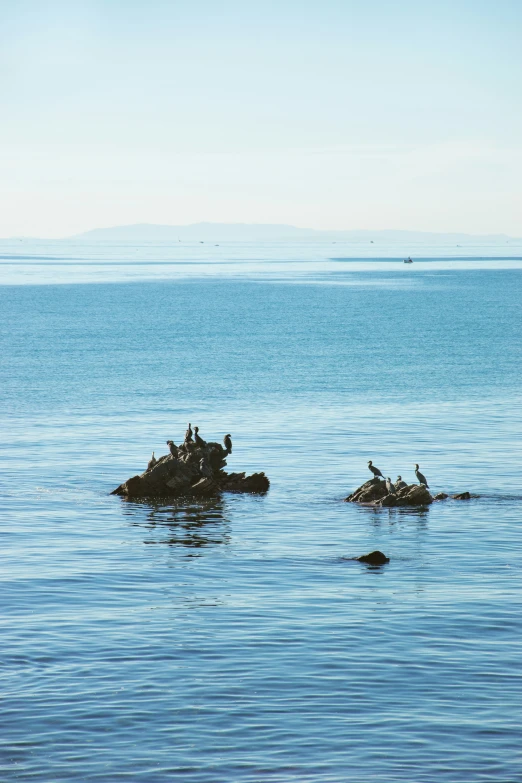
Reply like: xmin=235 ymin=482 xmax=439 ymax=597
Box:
xmin=184 ymin=423 xmax=193 ymax=443
xmin=193 ymin=426 xmax=206 ymax=447
xmin=199 ymin=457 xmax=212 ymax=478
xmin=147 ymin=452 xmax=157 ymax=470
xmin=395 ymin=475 xmax=407 ymax=490
xmin=224 ymin=434 xmax=232 ymax=454
xmin=166 ymin=440 xmax=178 ymax=458
xmin=414 ymin=464 xmax=429 ymax=487
xmin=368 ymin=460 xmax=384 ymax=479
xmin=385 ymin=477 xmax=396 ymax=495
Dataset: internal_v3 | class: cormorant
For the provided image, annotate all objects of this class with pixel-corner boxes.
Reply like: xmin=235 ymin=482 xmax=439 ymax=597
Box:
xmin=368 ymin=460 xmax=384 ymax=479
xmin=395 ymin=475 xmax=407 ymax=490
xmin=147 ymin=451 xmax=157 ymax=470
xmin=224 ymin=434 xmax=232 ymax=454
xmin=166 ymin=440 xmax=178 ymax=458
xmin=184 ymin=423 xmax=193 ymax=443
xmin=193 ymin=426 xmax=206 ymax=447
xmin=199 ymin=458 xmax=212 ymax=478
xmin=385 ymin=477 xmax=395 ymax=495
xmin=414 ymin=464 xmax=429 ymax=487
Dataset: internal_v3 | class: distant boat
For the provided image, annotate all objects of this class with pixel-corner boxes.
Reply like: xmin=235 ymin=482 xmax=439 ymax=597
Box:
xmin=403 ymin=256 xmax=413 ymax=263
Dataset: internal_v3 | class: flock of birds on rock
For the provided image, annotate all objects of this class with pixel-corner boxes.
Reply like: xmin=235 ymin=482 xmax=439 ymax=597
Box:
xmin=368 ymin=460 xmax=429 ymax=494
xmin=146 ymin=423 xmax=233 ymax=470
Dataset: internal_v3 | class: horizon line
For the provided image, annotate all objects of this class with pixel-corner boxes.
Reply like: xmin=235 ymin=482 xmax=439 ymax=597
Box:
xmin=3 ymin=221 xmax=521 ymax=242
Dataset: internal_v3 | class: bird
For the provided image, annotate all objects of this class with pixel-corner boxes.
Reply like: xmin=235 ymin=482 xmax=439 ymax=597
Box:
xmin=184 ymin=423 xmax=193 ymax=443
xmin=147 ymin=451 xmax=157 ymax=470
xmin=395 ymin=475 xmax=407 ymax=490
xmin=166 ymin=440 xmax=178 ymax=458
xmin=193 ymin=426 xmax=206 ymax=448
xmin=368 ymin=460 xmax=384 ymax=479
xmin=224 ymin=434 xmax=232 ymax=454
xmin=385 ymin=477 xmax=395 ymax=495
xmin=199 ymin=458 xmax=212 ymax=478
xmin=414 ymin=464 xmax=429 ymax=487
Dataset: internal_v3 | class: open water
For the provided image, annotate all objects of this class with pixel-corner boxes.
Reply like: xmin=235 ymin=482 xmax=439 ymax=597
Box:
xmin=1 ymin=237 xmax=522 ymax=782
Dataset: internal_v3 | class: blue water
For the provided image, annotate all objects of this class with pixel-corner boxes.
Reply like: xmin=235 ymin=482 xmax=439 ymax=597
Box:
xmin=1 ymin=239 xmax=522 ymax=782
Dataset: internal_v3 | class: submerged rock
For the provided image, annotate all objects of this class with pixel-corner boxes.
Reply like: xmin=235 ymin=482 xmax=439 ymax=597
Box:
xmin=111 ymin=440 xmax=269 ymax=499
xmin=356 ymin=550 xmax=390 ymax=565
xmin=452 ymin=491 xmax=471 ymax=500
xmin=345 ymin=478 xmax=433 ymax=507
xmin=434 ymin=492 xmax=449 ymax=500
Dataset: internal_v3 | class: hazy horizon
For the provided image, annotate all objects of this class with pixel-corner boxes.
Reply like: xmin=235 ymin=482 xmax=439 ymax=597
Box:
xmin=1 ymin=1 xmax=521 ymax=238
xmin=3 ymin=221 xmax=522 ymax=243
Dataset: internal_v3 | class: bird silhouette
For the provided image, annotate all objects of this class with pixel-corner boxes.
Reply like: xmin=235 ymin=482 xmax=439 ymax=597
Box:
xmin=166 ymin=440 xmax=178 ymax=458
xmin=193 ymin=426 xmax=206 ymax=448
xmin=368 ymin=460 xmax=384 ymax=479
xmin=414 ymin=464 xmax=429 ymax=487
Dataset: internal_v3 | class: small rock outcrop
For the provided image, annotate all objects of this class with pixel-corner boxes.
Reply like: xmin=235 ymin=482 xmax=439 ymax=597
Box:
xmin=434 ymin=492 xmax=449 ymax=500
xmin=356 ymin=550 xmax=390 ymax=565
xmin=345 ymin=477 xmax=433 ymax=507
xmin=111 ymin=440 xmax=269 ymax=499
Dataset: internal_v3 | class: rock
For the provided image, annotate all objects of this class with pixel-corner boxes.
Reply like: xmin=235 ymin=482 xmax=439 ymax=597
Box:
xmin=165 ymin=474 xmax=192 ymax=492
xmin=434 ymin=492 xmax=449 ymax=500
xmin=356 ymin=551 xmax=390 ymax=565
xmin=221 ymin=471 xmax=270 ymax=494
xmin=394 ymin=484 xmax=433 ymax=506
xmin=190 ymin=477 xmax=218 ymax=496
xmin=111 ymin=475 xmax=142 ymax=498
xmin=346 ymin=479 xmax=433 ymax=507
xmin=345 ymin=477 xmax=388 ymax=503
xmin=111 ymin=438 xmax=269 ymax=499
xmin=380 ymin=493 xmax=397 ymax=507
xmin=452 ymin=491 xmax=471 ymax=500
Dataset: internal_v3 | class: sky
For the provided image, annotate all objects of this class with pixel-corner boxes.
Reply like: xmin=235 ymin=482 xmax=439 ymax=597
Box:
xmin=0 ymin=0 xmax=521 ymax=237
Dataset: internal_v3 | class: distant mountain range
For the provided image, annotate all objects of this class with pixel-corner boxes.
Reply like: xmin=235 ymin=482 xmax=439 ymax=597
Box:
xmin=71 ymin=223 xmax=517 ymax=243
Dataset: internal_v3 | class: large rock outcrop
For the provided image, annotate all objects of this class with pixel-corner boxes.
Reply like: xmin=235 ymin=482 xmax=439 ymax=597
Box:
xmin=111 ymin=441 xmax=269 ymax=499
xmin=345 ymin=477 xmax=433 ymax=507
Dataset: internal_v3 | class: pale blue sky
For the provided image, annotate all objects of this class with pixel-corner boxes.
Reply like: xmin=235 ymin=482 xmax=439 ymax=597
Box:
xmin=1 ymin=0 xmax=521 ymax=236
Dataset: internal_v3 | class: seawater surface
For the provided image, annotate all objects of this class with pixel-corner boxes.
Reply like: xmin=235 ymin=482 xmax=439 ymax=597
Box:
xmin=1 ymin=238 xmax=521 ymax=782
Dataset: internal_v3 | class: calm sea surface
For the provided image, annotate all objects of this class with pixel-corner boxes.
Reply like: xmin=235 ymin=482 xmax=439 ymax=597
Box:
xmin=1 ymin=238 xmax=522 ymax=782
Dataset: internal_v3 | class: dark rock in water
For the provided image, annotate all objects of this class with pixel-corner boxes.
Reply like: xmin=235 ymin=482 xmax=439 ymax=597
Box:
xmin=346 ymin=479 xmax=433 ymax=507
xmin=111 ymin=439 xmax=269 ymax=499
xmin=434 ymin=492 xmax=449 ymax=500
xmin=221 ymin=471 xmax=270 ymax=494
xmin=356 ymin=550 xmax=390 ymax=565
xmin=394 ymin=484 xmax=433 ymax=506
xmin=345 ymin=477 xmax=388 ymax=503
xmin=452 ymin=491 xmax=471 ymax=500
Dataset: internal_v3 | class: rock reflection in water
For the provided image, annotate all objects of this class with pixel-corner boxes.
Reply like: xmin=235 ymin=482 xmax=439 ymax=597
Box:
xmin=121 ymin=496 xmax=230 ymax=550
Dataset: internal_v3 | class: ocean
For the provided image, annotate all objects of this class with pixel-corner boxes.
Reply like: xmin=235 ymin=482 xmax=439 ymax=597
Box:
xmin=1 ymin=237 xmax=521 ymax=781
